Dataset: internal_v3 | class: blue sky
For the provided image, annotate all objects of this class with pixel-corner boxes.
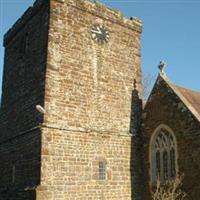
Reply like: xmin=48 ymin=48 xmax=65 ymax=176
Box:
xmin=0 ymin=0 xmax=200 ymax=99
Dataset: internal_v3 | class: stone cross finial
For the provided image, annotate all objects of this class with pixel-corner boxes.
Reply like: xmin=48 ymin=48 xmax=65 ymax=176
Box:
xmin=158 ymin=60 xmax=166 ymax=73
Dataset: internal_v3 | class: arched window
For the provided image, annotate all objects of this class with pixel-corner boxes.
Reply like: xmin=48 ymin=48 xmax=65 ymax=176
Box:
xmin=150 ymin=125 xmax=178 ymax=183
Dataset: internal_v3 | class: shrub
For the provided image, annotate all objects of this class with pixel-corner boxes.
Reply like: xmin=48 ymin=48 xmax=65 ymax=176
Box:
xmin=152 ymin=175 xmax=189 ymax=200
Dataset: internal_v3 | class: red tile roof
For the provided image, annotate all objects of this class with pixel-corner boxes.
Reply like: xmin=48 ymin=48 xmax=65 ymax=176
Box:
xmin=172 ymin=85 xmax=200 ymax=118
xmin=159 ymin=73 xmax=200 ymax=122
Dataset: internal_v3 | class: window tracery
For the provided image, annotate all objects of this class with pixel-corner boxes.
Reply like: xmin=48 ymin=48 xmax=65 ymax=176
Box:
xmin=150 ymin=125 xmax=178 ymax=183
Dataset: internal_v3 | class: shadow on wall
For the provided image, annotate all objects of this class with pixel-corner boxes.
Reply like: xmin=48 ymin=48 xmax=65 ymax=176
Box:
xmin=0 ymin=190 xmax=36 ymax=200
xmin=129 ymin=80 xmax=147 ymax=200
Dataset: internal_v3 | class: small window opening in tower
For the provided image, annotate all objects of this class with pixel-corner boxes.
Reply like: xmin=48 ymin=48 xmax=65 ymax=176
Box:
xmin=12 ymin=164 xmax=16 ymax=184
xmin=20 ymin=33 xmax=29 ymax=56
xmin=99 ymin=161 xmax=106 ymax=180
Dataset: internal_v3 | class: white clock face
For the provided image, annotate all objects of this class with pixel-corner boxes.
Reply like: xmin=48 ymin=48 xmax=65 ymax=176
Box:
xmin=91 ymin=24 xmax=110 ymax=44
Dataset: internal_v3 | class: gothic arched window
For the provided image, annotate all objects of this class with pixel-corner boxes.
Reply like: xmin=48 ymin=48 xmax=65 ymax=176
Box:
xmin=150 ymin=125 xmax=178 ymax=183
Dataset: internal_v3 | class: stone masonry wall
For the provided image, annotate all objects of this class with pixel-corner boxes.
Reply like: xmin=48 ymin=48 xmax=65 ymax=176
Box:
xmin=37 ymin=128 xmax=133 ymax=199
xmin=39 ymin=0 xmax=143 ymax=199
xmin=0 ymin=0 xmax=49 ymax=199
xmin=143 ymin=77 xmax=200 ymax=200
xmin=0 ymin=0 xmax=49 ymax=141
xmin=44 ymin=0 xmax=142 ymax=134
xmin=0 ymin=129 xmax=41 ymax=200
xmin=0 ymin=0 xmax=143 ymax=199
xmin=0 ymin=190 xmax=36 ymax=200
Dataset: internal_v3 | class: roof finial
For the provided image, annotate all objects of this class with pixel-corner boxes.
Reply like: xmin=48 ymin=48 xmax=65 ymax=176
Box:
xmin=158 ymin=60 xmax=166 ymax=74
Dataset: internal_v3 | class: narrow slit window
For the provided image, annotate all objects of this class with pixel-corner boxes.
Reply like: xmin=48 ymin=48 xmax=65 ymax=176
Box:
xmin=12 ymin=164 xmax=16 ymax=184
xmin=20 ymin=33 xmax=28 ymax=56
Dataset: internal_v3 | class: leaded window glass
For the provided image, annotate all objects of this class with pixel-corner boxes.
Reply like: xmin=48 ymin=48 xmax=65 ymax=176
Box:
xmin=150 ymin=126 xmax=178 ymax=183
xmin=156 ymin=151 xmax=161 ymax=177
xmin=99 ymin=161 xmax=106 ymax=180
xmin=163 ymin=151 xmax=168 ymax=180
xmin=170 ymin=148 xmax=176 ymax=178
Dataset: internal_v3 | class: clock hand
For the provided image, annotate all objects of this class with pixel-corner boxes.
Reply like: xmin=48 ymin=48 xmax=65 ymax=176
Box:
xmin=91 ymin=30 xmax=102 ymax=34
xmin=97 ymin=26 xmax=101 ymax=32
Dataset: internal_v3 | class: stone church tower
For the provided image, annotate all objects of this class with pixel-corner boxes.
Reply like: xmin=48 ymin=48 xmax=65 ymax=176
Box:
xmin=0 ymin=0 xmax=144 ymax=199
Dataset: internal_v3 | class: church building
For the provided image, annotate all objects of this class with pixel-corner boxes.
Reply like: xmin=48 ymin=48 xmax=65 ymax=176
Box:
xmin=143 ymin=71 xmax=200 ymax=199
xmin=0 ymin=0 xmax=200 ymax=200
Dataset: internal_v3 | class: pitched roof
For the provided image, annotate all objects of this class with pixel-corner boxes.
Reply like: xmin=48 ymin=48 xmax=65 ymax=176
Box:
xmin=173 ymin=85 xmax=200 ymax=116
xmin=160 ymin=73 xmax=200 ymax=122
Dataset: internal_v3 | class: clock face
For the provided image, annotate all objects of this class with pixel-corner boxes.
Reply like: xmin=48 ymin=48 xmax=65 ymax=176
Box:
xmin=91 ymin=24 xmax=110 ymax=44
